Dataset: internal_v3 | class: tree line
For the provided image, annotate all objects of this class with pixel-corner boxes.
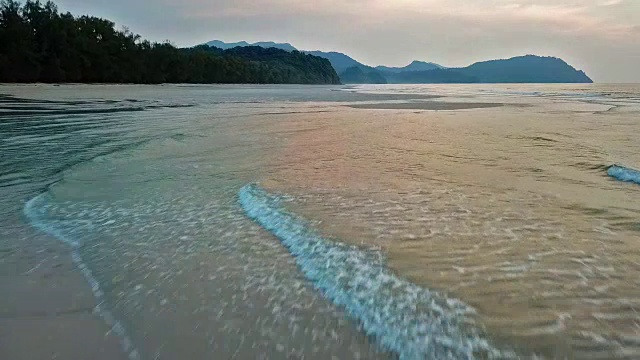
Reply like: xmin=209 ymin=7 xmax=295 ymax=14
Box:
xmin=0 ymin=0 xmax=341 ymax=84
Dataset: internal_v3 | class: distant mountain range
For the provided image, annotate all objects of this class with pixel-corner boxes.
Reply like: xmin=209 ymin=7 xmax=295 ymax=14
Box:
xmin=455 ymin=56 xmax=591 ymax=83
xmin=339 ymin=66 xmax=388 ymax=84
xmin=204 ymin=40 xmax=593 ymax=84
xmin=303 ymin=51 xmax=368 ymax=73
xmin=205 ymin=40 xmax=297 ymax=52
xmin=376 ymin=61 xmax=443 ymax=73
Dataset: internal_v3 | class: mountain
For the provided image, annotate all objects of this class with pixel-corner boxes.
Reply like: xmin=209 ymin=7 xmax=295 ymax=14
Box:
xmin=332 ymin=54 xmax=591 ymax=84
xmin=203 ymin=42 xmax=372 ymax=75
xmin=203 ymin=40 xmax=592 ymax=84
xmin=340 ymin=66 xmax=387 ymax=84
xmin=303 ymin=51 xmax=370 ymax=74
xmin=358 ymin=55 xmax=592 ymax=84
xmin=376 ymin=60 xmax=443 ymax=73
xmin=382 ymin=69 xmax=478 ymax=84
xmin=205 ymin=40 xmax=297 ymax=52
xmin=457 ymin=55 xmax=592 ymax=83
xmin=214 ymin=46 xmax=341 ymax=84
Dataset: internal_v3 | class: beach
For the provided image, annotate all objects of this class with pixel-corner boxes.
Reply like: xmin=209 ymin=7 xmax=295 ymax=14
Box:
xmin=0 ymin=216 xmax=125 ymax=360
xmin=2 ymin=83 xmax=640 ymax=359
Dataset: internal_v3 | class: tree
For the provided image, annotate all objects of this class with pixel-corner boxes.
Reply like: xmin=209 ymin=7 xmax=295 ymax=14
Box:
xmin=0 ymin=0 xmax=341 ymax=84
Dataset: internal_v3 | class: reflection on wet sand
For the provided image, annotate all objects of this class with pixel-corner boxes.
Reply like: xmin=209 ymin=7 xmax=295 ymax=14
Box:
xmin=265 ymin=97 xmax=640 ymax=358
xmin=346 ymin=101 xmax=503 ymax=110
xmin=3 ymin=84 xmax=640 ymax=359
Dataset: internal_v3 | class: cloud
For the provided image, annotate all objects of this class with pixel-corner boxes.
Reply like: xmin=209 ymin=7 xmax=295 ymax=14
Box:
xmin=181 ymin=0 xmax=637 ymax=41
xmin=54 ymin=0 xmax=640 ymax=82
xmin=599 ymin=0 xmax=624 ymax=6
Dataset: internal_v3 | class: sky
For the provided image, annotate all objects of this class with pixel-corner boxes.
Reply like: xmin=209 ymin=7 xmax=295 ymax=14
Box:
xmin=55 ymin=0 xmax=640 ymax=83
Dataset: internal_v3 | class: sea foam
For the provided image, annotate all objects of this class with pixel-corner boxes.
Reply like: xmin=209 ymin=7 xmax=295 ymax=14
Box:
xmin=238 ymin=184 xmax=511 ymax=359
xmin=24 ymin=193 xmax=141 ymax=360
xmin=607 ymin=165 xmax=640 ymax=185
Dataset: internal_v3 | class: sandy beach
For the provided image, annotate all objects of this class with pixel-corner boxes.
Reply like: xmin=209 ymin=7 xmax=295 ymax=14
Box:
xmin=261 ymin=94 xmax=640 ymax=358
xmin=0 ymin=213 xmax=125 ymax=360
xmin=2 ymin=83 xmax=640 ymax=359
xmin=346 ymin=101 xmax=504 ymax=110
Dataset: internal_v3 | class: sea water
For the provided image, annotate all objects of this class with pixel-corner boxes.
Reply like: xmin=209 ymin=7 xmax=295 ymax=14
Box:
xmin=2 ymin=83 xmax=640 ymax=359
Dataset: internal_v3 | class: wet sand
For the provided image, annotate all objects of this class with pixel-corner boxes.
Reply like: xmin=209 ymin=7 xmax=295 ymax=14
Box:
xmin=3 ymin=83 xmax=639 ymax=359
xmin=0 ymin=216 xmax=126 ymax=360
xmin=346 ymin=101 xmax=504 ymax=110
xmin=262 ymin=98 xmax=640 ymax=358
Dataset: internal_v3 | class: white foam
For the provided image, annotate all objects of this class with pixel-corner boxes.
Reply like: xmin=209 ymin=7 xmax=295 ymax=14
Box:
xmin=24 ymin=193 xmax=141 ymax=360
xmin=238 ymin=184 xmax=513 ymax=359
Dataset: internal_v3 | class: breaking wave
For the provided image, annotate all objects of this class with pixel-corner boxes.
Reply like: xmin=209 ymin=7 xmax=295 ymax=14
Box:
xmin=238 ymin=184 xmax=512 ymax=359
xmin=24 ymin=193 xmax=141 ymax=360
xmin=607 ymin=165 xmax=640 ymax=185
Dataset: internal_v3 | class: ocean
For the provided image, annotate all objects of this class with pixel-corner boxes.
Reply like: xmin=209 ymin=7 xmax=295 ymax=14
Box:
xmin=2 ymin=83 xmax=640 ymax=359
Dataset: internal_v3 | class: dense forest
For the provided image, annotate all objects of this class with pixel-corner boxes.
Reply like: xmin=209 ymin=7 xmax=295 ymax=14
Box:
xmin=339 ymin=66 xmax=387 ymax=84
xmin=0 ymin=0 xmax=340 ymax=84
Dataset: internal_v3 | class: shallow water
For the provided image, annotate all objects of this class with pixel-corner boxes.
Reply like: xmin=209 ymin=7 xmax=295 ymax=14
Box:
xmin=2 ymin=83 xmax=640 ymax=359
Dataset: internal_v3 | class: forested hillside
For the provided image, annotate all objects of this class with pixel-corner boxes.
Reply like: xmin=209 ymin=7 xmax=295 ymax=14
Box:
xmin=457 ymin=55 xmax=592 ymax=83
xmin=0 ymin=0 xmax=340 ymax=84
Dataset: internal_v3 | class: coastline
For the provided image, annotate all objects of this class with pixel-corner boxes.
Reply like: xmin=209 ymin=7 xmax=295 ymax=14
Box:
xmin=2 ymin=83 xmax=639 ymax=358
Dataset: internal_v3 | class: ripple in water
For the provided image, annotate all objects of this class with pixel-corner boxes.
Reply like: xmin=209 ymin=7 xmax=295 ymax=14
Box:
xmin=608 ymin=165 xmax=640 ymax=185
xmin=24 ymin=193 xmax=141 ymax=360
xmin=239 ymin=184 xmax=514 ymax=359
xmin=21 ymin=185 xmax=392 ymax=359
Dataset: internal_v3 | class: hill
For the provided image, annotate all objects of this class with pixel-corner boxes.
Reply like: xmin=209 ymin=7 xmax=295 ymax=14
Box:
xmin=202 ymin=40 xmax=593 ymax=84
xmin=376 ymin=60 xmax=443 ymax=73
xmin=339 ymin=66 xmax=387 ymax=84
xmin=203 ymin=42 xmax=373 ymax=76
xmin=457 ymin=55 xmax=592 ymax=83
xmin=212 ymin=46 xmax=341 ymax=84
xmin=302 ymin=51 xmax=371 ymax=74
xmin=0 ymin=2 xmax=339 ymax=84
xmin=205 ymin=40 xmax=297 ymax=52
xmin=382 ymin=69 xmax=478 ymax=84
xmin=342 ymin=55 xmax=592 ymax=84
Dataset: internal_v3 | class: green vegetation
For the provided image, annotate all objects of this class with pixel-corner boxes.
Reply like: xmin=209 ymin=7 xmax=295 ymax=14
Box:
xmin=339 ymin=66 xmax=387 ymax=84
xmin=375 ymin=61 xmax=442 ymax=73
xmin=457 ymin=55 xmax=593 ymax=83
xmin=0 ymin=0 xmax=340 ymax=84
xmin=383 ymin=69 xmax=478 ymax=84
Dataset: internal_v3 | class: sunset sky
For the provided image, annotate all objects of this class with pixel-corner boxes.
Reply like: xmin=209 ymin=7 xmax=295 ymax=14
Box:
xmin=55 ymin=0 xmax=640 ymax=82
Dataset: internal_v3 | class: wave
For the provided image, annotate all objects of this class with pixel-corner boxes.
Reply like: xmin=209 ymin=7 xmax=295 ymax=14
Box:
xmin=0 ymin=103 xmax=195 ymax=118
xmin=607 ymin=165 xmax=640 ymax=185
xmin=238 ymin=184 xmax=511 ymax=359
xmin=0 ymin=93 xmax=196 ymax=119
xmin=24 ymin=193 xmax=141 ymax=360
